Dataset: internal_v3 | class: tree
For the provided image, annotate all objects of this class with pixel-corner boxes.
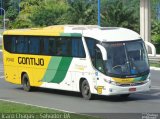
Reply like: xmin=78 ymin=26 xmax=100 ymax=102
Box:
xmin=66 ymin=0 xmax=97 ymax=25
xmin=101 ymin=0 xmax=139 ymax=32
xmin=29 ymin=0 xmax=69 ymax=26
xmin=6 ymin=0 xmax=19 ymax=21
xmin=12 ymin=0 xmax=44 ymax=28
xmin=0 ymin=0 xmax=11 ymax=28
xmin=151 ymin=0 xmax=160 ymax=45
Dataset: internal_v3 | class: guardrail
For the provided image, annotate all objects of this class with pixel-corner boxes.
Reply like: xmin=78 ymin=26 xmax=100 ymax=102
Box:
xmin=149 ymin=55 xmax=160 ymax=62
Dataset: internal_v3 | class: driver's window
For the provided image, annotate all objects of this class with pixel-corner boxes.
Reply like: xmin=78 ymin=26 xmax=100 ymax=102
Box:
xmin=95 ymin=48 xmax=105 ymax=73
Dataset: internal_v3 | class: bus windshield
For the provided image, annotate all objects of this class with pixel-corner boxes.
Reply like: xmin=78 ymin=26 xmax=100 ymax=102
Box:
xmin=102 ymin=40 xmax=149 ymax=77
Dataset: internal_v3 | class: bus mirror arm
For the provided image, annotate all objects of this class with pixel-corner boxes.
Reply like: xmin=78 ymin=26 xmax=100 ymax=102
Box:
xmin=96 ymin=44 xmax=107 ymax=60
xmin=144 ymin=41 xmax=156 ymax=57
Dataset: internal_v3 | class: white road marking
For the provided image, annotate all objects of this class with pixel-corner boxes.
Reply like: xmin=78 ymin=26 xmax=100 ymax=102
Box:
xmin=151 ymin=86 xmax=160 ymax=90
xmin=0 ymin=99 xmax=75 ymax=113
xmin=0 ymin=76 xmax=4 ymax=78
xmin=152 ymin=92 xmax=160 ymax=96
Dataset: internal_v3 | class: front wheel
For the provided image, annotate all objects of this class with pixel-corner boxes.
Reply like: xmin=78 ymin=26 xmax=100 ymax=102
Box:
xmin=81 ymin=80 xmax=94 ymax=100
xmin=22 ymin=74 xmax=32 ymax=92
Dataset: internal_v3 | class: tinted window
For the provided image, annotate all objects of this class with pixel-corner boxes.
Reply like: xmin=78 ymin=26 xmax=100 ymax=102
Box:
xmin=72 ymin=37 xmax=85 ymax=58
xmin=11 ymin=37 xmax=16 ymax=52
xmin=16 ymin=36 xmax=28 ymax=53
xmin=85 ymin=37 xmax=99 ymax=67
xmin=3 ymin=35 xmax=86 ymax=58
xmin=4 ymin=36 xmax=12 ymax=52
xmin=39 ymin=37 xmax=50 ymax=55
xmin=85 ymin=37 xmax=97 ymax=58
xmin=29 ymin=37 xmax=40 ymax=54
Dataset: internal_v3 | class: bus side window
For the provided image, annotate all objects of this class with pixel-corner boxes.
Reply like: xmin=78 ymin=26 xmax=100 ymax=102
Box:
xmin=11 ymin=37 xmax=16 ymax=53
xmin=29 ymin=37 xmax=40 ymax=54
xmin=55 ymin=37 xmax=72 ymax=57
xmin=39 ymin=38 xmax=44 ymax=54
xmin=4 ymin=36 xmax=13 ymax=52
xmin=48 ymin=38 xmax=56 ymax=55
xmin=39 ymin=37 xmax=50 ymax=55
xmin=95 ymin=47 xmax=105 ymax=73
xmin=78 ymin=38 xmax=85 ymax=58
xmin=85 ymin=37 xmax=97 ymax=65
xmin=72 ymin=38 xmax=85 ymax=58
xmin=16 ymin=36 xmax=28 ymax=54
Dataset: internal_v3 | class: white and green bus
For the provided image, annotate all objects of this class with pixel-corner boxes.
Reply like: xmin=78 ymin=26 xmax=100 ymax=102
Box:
xmin=3 ymin=25 xmax=151 ymax=99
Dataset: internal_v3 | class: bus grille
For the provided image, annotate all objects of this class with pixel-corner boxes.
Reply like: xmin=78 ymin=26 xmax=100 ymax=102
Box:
xmin=118 ymin=82 xmax=146 ymax=87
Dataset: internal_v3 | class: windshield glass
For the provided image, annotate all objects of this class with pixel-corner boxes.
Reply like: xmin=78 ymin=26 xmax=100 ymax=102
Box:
xmin=102 ymin=40 xmax=149 ymax=77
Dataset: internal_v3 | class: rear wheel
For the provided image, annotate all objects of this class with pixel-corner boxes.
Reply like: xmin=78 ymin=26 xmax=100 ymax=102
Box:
xmin=22 ymin=74 xmax=32 ymax=92
xmin=81 ymin=80 xmax=94 ymax=100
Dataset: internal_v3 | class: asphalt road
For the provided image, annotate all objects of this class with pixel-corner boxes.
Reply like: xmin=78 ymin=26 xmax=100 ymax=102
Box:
xmin=0 ymin=53 xmax=160 ymax=119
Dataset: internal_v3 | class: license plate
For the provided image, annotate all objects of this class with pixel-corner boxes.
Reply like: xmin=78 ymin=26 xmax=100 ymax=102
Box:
xmin=129 ymin=88 xmax=136 ymax=92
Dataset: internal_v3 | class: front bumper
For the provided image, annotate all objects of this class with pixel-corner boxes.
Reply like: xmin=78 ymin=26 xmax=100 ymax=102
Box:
xmin=100 ymin=80 xmax=151 ymax=96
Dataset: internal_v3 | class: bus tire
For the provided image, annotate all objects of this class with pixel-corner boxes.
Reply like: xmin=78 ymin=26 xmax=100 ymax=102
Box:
xmin=81 ymin=80 xmax=94 ymax=100
xmin=22 ymin=74 xmax=32 ymax=92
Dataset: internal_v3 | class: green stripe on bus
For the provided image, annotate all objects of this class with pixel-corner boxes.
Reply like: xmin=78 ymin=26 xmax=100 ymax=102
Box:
xmin=42 ymin=57 xmax=72 ymax=84
xmin=134 ymin=75 xmax=148 ymax=82
xmin=42 ymin=57 xmax=62 ymax=82
xmin=50 ymin=57 xmax=72 ymax=83
xmin=60 ymin=33 xmax=82 ymax=37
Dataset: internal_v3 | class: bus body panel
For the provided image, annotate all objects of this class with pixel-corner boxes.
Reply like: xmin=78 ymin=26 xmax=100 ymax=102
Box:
xmin=2 ymin=25 xmax=151 ymax=96
xmin=3 ymin=49 xmax=96 ymax=93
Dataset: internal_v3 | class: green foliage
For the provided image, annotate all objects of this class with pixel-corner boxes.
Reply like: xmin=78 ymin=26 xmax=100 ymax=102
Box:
xmin=151 ymin=19 xmax=160 ymax=53
xmin=152 ymin=35 xmax=160 ymax=43
xmin=152 ymin=20 xmax=160 ymax=35
xmin=12 ymin=18 xmax=33 ymax=28
xmin=6 ymin=7 xmax=18 ymax=21
xmin=30 ymin=1 xmax=69 ymax=26
xmin=12 ymin=0 xmax=45 ymax=28
xmin=151 ymin=20 xmax=160 ymax=44
xmin=66 ymin=0 xmax=97 ymax=25
xmin=101 ymin=0 xmax=139 ymax=32
xmin=151 ymin=0 xmax=160 ymax=20
xmin=0 ymin=16 xmax=3 ymax=28
xmin=1 ymin=0 xmax=159 ymax=40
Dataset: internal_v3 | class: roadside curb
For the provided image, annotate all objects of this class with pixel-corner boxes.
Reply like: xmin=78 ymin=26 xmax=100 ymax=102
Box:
xmin=150 ymin=67 xmax=160 ymax=71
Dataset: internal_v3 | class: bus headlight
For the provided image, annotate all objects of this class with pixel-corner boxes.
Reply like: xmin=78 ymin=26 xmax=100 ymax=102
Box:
xmin=142 ymin=78 xmax=150 ymax=84
xmin=104 ymin=78 xmax=120 ymax=86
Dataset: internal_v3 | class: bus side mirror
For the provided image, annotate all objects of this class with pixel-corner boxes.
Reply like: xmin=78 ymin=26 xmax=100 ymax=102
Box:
xmin=145 ymin=41 xmax=156 ymax=57
xmin=96 ymin=44 xmax=107 ymax=61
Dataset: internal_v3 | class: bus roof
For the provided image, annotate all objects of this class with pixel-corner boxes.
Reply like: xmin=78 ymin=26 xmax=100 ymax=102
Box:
xmin=3 ymin=25 xmax=141 ymax=42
